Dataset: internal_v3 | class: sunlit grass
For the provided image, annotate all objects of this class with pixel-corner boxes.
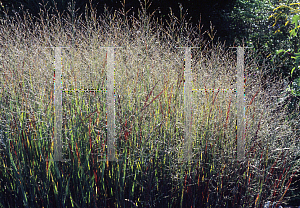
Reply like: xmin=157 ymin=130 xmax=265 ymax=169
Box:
xmin=0 ymin=1 xmax=299 ymax=207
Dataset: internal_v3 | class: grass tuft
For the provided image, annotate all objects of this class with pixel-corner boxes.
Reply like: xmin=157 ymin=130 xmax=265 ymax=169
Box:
xmin=0 ymin=1 xmax=299 ymax=207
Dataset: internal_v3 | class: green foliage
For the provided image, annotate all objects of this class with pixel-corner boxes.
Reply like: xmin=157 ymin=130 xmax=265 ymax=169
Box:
xmin=226 ymin=0 xmax=300 ymax=116
xmin=269 ymin=1 xmax=300 ymax=97
xmin=227 ymin=0 xmax=293 ymax=81
xmin=229 ymin=0 xmax=273 ymax=44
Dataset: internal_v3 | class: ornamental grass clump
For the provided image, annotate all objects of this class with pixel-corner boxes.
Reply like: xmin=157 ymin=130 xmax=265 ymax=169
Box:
xmin=0 ymin=0 xmax=299 ymax=207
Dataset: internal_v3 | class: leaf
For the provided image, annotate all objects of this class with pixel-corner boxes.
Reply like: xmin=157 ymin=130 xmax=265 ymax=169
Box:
xmin=291 ymin=67 xmax=296 ymax=77
xmin=293 ymin=55 xmax=300 ymax=66
xmin=285 ymin=21 xmax=289 ymax=26
xmin=290 ymin=28 xmax=297 ymax=37
xmin=276 ymin=49 xmax=286 ymax=55
xmin=292 ymin=14 xmax=300 ymax=28
xmin=295 ymin=56 xmax=300 ymax=65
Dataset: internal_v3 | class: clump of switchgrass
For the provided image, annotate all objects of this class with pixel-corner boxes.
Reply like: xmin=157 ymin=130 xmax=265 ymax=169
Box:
xmin=0 ymin=0 xmax=299 ymax=207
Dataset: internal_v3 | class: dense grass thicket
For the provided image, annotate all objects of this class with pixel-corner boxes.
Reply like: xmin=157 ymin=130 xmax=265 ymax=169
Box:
xmin=0 ymin=2 xmax=299 ymax=207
